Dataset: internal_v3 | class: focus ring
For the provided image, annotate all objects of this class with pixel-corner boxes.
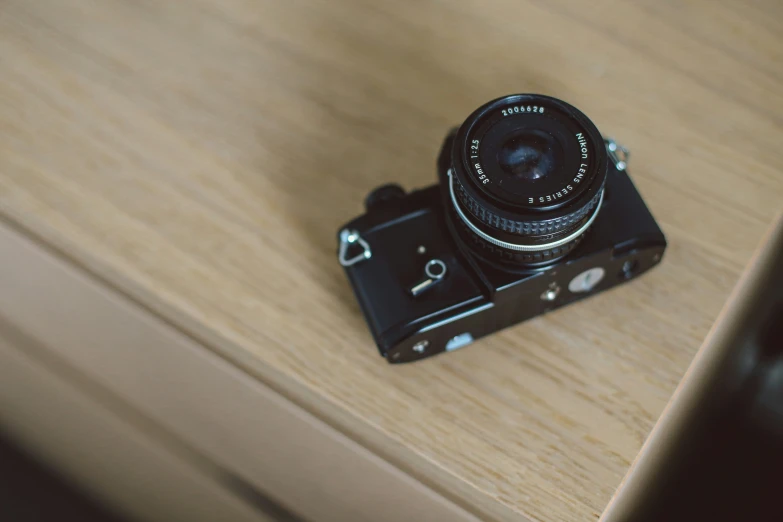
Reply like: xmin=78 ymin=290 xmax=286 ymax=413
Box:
xmin=455 ymin=179 xmax=601 ymax=236
xmin=457 ymin=217 xmax=585 ymax=265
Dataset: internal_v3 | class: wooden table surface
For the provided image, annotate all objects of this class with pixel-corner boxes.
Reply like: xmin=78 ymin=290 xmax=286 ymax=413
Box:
xmin=2 ymin=1 xmax=782 ymax=520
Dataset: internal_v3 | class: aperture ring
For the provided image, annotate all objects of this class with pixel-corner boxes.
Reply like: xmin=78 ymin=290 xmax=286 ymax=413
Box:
xmin=454 ymin=177 xmax=601 ymax=235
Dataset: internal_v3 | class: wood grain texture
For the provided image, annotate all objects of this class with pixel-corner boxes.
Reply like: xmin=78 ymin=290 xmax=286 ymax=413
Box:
xmin=1 ymin=1 xmax=782 ymax=520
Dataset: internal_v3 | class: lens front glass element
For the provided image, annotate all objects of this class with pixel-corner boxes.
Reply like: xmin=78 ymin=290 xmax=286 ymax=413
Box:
xmin=496 ymin=129 xmax=562 ymax=182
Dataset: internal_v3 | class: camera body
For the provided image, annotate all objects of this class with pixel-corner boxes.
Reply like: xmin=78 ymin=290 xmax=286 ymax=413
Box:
xmin=338 ymin=96 xmax=666 ymax=363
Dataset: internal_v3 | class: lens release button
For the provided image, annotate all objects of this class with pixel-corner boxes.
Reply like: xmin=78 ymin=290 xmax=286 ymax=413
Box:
xmin=568 ymin=267 xmax=606 ymax=293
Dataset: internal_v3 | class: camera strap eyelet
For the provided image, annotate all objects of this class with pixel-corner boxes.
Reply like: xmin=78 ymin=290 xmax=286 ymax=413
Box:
xmin=338 ymin=228 xmax=372 ymax=267
xmin=605 ymin=138 xmax=630 ymax=171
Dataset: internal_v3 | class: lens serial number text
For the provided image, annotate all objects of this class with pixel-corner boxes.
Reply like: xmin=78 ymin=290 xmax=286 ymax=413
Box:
xmin=501 ymin=105 xmax=544 ymax=117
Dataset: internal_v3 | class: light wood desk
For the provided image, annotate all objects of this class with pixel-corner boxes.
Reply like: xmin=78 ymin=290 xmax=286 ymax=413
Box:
xmin=1 ymin=1 xmax=782 ymax=521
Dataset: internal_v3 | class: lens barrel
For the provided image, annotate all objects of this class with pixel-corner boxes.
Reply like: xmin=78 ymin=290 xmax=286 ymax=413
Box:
xmin=448 ymin=94 xmax=608 ymax=266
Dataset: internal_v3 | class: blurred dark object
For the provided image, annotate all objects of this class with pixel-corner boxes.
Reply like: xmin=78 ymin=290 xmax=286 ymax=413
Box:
xmin=603 ymin=217 xmax=783 ymax=522
xmin=0 ymin=432 xmax=131 ymax=522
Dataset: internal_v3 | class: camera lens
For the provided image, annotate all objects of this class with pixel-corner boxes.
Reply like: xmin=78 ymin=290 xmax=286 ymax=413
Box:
xmin=496 ymin=130 xmax=562 ymax=181
xmin=448 ymin=94 xmax=608 ymax=266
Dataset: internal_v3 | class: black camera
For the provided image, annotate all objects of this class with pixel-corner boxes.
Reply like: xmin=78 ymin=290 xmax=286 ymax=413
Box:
xmin=337 ymin=94 xmax=666 ymax=363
